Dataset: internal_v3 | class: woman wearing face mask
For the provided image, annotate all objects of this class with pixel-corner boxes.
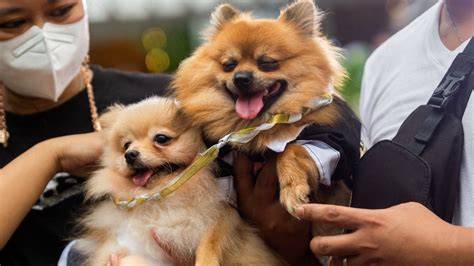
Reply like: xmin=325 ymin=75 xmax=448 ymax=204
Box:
xmin=0 ymin=0 xmax=170 ymax=265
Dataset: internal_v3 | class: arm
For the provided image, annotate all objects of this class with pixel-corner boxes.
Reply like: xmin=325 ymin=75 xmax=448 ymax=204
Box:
xmin=233 ymin=154 xmax=317 ymax=265
xmin=296 ymin=202 xmax=474 ymax=266
xmin=0 ymin=132 xmax=103 ymax=248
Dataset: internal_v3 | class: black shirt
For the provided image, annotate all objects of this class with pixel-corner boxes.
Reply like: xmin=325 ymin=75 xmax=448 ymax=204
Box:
xmin=0 ymin=65 xmax=171 ymax=266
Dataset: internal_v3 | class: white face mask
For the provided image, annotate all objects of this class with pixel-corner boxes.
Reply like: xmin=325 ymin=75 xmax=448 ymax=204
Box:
xmin=0 ymin=13 xmax=89 ymax=101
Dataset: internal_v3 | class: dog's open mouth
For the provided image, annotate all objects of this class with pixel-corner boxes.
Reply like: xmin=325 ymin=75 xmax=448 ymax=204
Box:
xmin=130 ymin=163 xmax=181 ymax=187
xmin=231 ymin=80 xmax=286 ymax=120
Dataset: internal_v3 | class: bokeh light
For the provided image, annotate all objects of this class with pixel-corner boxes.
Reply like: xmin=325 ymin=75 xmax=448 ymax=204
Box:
xmin=145 ymin=48 xmax=170 ymax=72
xmin=142 ymin=28 xmax=167 ymax=50
xmin=142 ymin=27 xmax=170 ymax=72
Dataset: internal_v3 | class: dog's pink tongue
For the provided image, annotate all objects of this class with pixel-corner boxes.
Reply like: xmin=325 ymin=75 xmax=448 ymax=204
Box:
xmin=132 ymin=170 xmax=154 ymax=187
xmin=235 ymin=91 xmax=265 ymax=120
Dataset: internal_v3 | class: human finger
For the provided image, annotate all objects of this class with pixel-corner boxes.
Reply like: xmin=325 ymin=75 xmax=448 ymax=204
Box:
xmin=310 ymin=233 xmax=359 ymax=257
xmin=254 ymin=156 xmax=279 ymax=203
xmin=108 ymin=254 xmax=119 ymax=266
xmin=296 ymin=204 xmax=370 ymax=229
xmin=233 ymin=153 xmax=255 ymax=200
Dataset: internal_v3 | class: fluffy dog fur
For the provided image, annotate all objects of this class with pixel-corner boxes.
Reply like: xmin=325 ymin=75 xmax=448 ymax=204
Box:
xmin=77 ymin=97 xmax=282 ymax=266
xmin=173 ymin=0 xmax=351 ymax=222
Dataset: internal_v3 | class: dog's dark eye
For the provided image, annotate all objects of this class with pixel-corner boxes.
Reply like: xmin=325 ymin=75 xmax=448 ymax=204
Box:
xmin=123 ymin=141 xmax=131 ymax=150
xmin=154 ymin=134 xmax=171 ymax=145
xmin=222 ymin=60 xmax=238 ymax=72
xmin=257 ymin=57 xmax=279 ymax=72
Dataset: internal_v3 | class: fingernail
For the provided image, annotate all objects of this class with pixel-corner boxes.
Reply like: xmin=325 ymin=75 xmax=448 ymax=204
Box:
xmin=295 ymin=206 xmax=305 ymax=218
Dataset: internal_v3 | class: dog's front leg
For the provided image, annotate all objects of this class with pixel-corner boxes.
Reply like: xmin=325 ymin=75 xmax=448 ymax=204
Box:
xmin=277 ymin=144 xmax=319 ymax=217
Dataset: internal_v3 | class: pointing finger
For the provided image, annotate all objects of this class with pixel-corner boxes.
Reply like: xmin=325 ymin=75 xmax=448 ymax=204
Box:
xmin=296 ymin=204 xmax=371 ymax=229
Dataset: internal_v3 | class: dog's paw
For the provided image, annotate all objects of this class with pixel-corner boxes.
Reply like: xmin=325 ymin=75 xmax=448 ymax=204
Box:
xmin=277 ymin=144 xmax=318 ymax=218
xmin=279 ymin=182 xmax=310 ymax=217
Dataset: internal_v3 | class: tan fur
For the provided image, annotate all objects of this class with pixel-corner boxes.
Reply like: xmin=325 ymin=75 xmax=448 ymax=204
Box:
xmin=279 ymin=0 xmax=323 ymax=37
xmin=277 ymin=144 xmax=319 ymax=216
xmin=77 ymin=97 xmax=282 ymax=265
xmin=196 ymin=205 xmax=283 ymax=266
xmin=173 ymin=0 xmax=345 ymax=149
xmin=172 ymin=0 xmax=351 ymax=237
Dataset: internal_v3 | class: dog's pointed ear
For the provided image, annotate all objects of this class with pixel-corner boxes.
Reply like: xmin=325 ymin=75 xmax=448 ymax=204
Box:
xmin=278 ymin=0 xmax=321 ymax=37
xmin=205 ymin=4 xmax=241 ymax=38
xmin=99 ymin=104 xmax=124 ymax=129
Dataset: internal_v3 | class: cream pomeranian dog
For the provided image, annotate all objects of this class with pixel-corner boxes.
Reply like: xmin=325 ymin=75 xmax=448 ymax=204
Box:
xmin=76 ymin=97 xmax=281 ymax=265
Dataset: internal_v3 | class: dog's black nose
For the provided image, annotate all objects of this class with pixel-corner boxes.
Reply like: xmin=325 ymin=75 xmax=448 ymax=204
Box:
xmin=233 ymin=71 xmax=253 ymax=91
xmin=125 ymin=150 xmax=140 ymax=165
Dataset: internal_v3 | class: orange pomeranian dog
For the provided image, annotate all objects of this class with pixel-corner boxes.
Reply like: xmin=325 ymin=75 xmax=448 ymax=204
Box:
xmin=76 ymin=97 xmax=282 ymax=266
xmin=173 ymin=0 xmax=359 ymax=228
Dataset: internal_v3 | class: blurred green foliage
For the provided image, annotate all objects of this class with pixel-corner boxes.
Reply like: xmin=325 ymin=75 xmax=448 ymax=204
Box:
xmin=165 ymin=25 xmax=192 ymax=72
xmin=340 ymin=44 xmax=370 ymax=114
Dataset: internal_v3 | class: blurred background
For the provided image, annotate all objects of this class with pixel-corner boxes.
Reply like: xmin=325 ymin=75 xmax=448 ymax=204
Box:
xmin=85 ymin=0 xmax=438 ymax=111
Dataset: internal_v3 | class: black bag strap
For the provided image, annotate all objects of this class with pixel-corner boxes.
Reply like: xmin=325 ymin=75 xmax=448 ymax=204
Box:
xmin=407 ymin=38 xmax=474 ymax=155
xmin=428 ymin=38 xmax=474 ymax=112
xmin=450 ymin=40 xmax=474 ymax=118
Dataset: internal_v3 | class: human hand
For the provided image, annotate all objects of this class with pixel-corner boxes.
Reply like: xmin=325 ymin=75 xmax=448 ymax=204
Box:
xmin=296 ymin=202 xmax=474 ymax=266
xmin=45 ymin=132 xmax=104 ymax=177
xmin=107 ymin=253 xmax=148 ymax=266
xmin=233 ymin=153 xmax=317 ymax=265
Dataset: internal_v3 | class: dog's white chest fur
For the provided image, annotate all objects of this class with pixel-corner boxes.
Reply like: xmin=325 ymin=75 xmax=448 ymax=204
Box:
xmin=82 ymin=173 xmax=226 ymax=265
xmin=113 ymin=203 xmax=216 ymax=264
xmin=115 ymin=220 xmax=171 ymax=265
